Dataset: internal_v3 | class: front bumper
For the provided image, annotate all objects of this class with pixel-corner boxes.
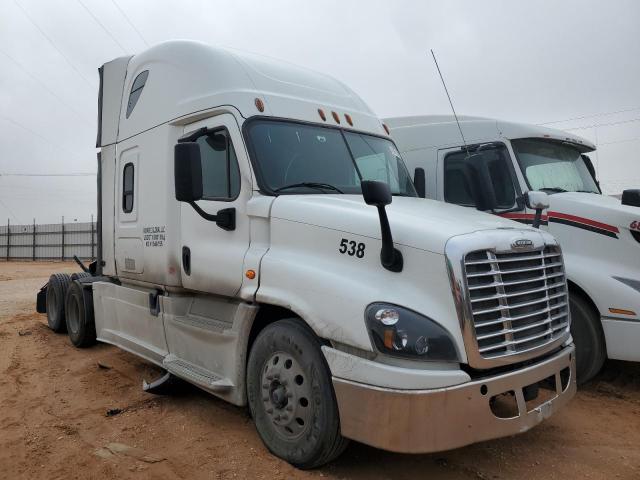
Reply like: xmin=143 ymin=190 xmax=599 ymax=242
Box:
xmin=332 ymin=344 xmax=576 ymax=453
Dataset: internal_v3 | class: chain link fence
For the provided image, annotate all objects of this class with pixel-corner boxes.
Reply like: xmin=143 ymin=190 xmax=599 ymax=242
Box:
xmin=0 ymin=219 xmax=97 ymax=261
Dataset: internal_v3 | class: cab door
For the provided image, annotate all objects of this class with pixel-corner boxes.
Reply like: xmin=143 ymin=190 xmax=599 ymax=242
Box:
xmin=178 ymin=113 xmax=252 ymax=296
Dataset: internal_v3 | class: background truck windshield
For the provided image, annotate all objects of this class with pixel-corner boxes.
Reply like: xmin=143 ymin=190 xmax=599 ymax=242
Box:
xmin=246 ymin=120 xmax=416 ymax=196
xmin=512 ymin=139 xmax=599 ymax=193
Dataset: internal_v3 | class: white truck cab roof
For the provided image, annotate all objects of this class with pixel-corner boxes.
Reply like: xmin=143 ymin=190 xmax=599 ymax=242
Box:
xmin=97 ymin=40 xmax=385 ymax=147
xmin=384 ymin=115 xmax=596 ymax=153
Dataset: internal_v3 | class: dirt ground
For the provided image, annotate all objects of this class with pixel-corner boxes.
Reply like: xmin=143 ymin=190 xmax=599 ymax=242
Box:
xmin=1 ymin=262 xmax=639 ymax=479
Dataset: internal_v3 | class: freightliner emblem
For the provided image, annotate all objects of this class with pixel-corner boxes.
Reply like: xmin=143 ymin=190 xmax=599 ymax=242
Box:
xmin=512 ymin=239 xmax=534 ymax=249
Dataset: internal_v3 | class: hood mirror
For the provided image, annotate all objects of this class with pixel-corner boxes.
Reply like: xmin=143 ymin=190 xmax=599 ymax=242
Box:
xmin=621 ymin=189 xmax=640 ymax=207
xmin=361 ymin=180 xmax=403 ymax=273
xmin=525 ymin=191 xmax=549 ymax=229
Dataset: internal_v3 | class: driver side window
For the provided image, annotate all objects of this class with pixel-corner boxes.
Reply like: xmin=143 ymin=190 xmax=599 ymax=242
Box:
xmin=443 ymin=144 xmax=517 ymax=210
xmin=195 ymin=130 xmax=240 ymax=201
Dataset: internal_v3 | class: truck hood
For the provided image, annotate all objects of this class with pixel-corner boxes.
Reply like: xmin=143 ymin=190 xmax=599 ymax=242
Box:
xmin=548 ymin=192 xmax=639 ymax=235
xmin=270 ymin=195 xmax=530 ymax=254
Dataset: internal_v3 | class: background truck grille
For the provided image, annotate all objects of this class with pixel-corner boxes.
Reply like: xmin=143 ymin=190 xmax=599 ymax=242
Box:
xmin=463 ymin=246 xmax=569 ymax=359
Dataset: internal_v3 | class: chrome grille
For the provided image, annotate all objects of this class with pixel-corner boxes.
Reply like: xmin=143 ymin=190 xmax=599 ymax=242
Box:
xmin=463 ymin=245 xmax=569 ymax=359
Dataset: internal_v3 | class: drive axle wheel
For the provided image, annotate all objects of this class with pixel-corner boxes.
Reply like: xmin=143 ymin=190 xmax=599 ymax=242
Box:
xmin=247 ymin=319 xmax=348 ymax=469
xmin=46 ymin=273 xmax=72 ymax=332
xmin=64 ymin=280 xmax=96 ymax=348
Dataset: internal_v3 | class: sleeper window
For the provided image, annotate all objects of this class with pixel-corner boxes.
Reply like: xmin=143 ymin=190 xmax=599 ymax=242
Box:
xmin=196 ymin=130 xmax=240 ymax=200
xmin=122 ymin=163 xmax=134 ymax=213
xmin=126 ymin=70 xmax=149 ymax=118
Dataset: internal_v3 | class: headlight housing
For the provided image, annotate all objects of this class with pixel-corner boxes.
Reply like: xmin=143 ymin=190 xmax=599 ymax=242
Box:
xmin=365 ymin=303 xmax=459 ymax=362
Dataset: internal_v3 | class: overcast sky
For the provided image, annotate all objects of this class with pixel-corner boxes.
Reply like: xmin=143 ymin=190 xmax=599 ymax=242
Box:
xmin=1 ymin=0 xmax=639 ymax=224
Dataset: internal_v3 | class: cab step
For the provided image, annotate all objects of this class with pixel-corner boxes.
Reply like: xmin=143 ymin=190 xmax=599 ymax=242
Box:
xmin=163 ymin=355 xmax=234 ymax=391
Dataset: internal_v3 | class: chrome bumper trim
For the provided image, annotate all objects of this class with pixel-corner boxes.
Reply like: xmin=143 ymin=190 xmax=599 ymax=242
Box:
xmin=333 ymin=345 xmax=576 ymax=453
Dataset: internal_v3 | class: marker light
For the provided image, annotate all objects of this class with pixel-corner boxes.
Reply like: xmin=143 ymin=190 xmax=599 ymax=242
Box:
xmin=382 ymin=123 xmax=390 ymax=135
xmin=331 ymin=111 xmax=340 ymax=123
xmin=318 ymin=108 xmax=326 ymax=121
xmin=245 ymin=269 xmax=256 ymax=279
xmin=344 ymin=113 xmax=353 ymax=126
xmin=255 ymin=98 xmax=265 ymax=112
xmin=609 ymin=308 xmax=636 ymax=316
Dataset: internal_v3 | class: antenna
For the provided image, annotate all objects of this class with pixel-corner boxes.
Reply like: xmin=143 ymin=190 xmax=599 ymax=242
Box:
xmin=430 ymin=49 xmax=470 ymax=155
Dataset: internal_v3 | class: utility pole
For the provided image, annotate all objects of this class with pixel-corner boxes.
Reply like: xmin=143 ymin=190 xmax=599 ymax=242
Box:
xmin=32 ymin=218 xmax=36 ymax=261
xmin=61 ymin=216 xmax=65 ymax=261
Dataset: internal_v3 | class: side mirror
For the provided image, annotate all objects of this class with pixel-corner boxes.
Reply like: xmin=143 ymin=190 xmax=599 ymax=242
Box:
xmin=361 ymin=180 xmax=402 ymax=273
xmin=362 ymin=179 xmax=392 ymax=207
xmin=524 ymin=190 xmax=549 ymax=229
xmin=413 ymin=167 xmax=426 ymax=198
xmin=525 ymin=190 xmax=550 ymax=210
xmin=174 ymin=142 xmax=203 ymax=202
xmin=622 ymin=189 xmax=640 ymax=207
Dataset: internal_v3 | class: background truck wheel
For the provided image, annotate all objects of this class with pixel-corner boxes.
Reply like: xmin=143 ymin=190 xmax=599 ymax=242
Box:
xmin=246 ymin=319 xmax=348 ymax=469
xmin=46 ymin=273 xmax=72 ymax=332
xmin=64 ymin=280 xmax=97 ymax=348
xmin=570 ymin=293 xmax=606 ymax=384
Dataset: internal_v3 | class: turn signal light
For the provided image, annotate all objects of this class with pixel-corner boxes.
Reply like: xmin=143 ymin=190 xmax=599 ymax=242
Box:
xmin=609 ymin=307 xmax=636 ymax=316
xmin=245 ymin=269 xmax=256 ymax=279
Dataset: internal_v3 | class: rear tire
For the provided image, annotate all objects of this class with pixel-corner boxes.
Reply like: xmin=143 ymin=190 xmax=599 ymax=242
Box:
xmin=64 ymin=280 xmax=97 ymax=348
xmin=570 ymin=293 xmax=606 ymax=384
xmin=46 ymin=273 xmax=71 ymax=333
xmin=246 ymin=319 xmax=348 ymax=469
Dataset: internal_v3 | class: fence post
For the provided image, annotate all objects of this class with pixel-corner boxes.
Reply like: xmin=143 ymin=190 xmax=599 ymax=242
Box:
xmin=61 ymin=216 xmax=65 ymax=261
xmin=6 ymin=219 xmax=9 ymax=261
xmin=32 ymin=218 xmax=36 ymax=261
xmin=91 ymin=214 xmax=94 ymax=260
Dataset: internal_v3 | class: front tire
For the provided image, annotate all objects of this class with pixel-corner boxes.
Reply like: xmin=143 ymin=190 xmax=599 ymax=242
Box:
xmin=246 ymin=319 xmax=348 ymax=469
xmin=64 ymin=280 xmax=97 ymax=348
xmin=570 ymin=293 xmax=606 ymax=384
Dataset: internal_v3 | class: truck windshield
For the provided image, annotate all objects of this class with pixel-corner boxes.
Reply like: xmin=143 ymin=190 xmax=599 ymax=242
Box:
xmin=245 ymin=119 xmax=416 ymax=196
xmin=512 ymin=138 xmax=599 ymax=194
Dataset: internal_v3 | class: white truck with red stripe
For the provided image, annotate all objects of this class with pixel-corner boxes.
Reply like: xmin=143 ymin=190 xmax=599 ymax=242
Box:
xmin=386 ymin=115 xmax=640 ymax=382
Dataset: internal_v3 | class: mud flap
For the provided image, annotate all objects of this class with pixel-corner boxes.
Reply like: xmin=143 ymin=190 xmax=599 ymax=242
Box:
xmin=142 ymin=371 xmax=185 ymax=395
xmin=36 ymin=283 xmax=48 ymax=313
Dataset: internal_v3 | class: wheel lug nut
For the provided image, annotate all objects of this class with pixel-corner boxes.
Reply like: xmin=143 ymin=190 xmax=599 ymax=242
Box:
xmin=286 ymin=405 xmax=293 ymax=412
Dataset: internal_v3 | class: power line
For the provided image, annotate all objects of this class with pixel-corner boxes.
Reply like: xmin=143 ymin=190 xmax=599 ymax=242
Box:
xmin=13 ymin=0 xmax=95 ymax=89
xmin=0 ymin=115 xmax=87 ymax=162
xmin=0 ymin=173 xmax=95 ymax=177
xmin=111 ymin=0 xmax=149 ymax=47
xmin=0 ymin=49 xmax=94 ymax=123
xmin=76 ymin=0 xmax=128 ymax=53
xmin=539 ymin=106 xmax=640 ymax=125
xmin=564 ymin=117 xmax=640 ymax=131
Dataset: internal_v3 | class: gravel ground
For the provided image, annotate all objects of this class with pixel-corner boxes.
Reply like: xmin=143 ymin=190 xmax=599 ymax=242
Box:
xmin=1 ymin=261 xmax=639 ymax=479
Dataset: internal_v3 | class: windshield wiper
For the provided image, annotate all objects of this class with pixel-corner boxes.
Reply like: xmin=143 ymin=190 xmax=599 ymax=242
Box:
xmin=274 ymin=182 xmax=344 ymax=194
xmin=539 ymin=187 xmax=568 ymax=193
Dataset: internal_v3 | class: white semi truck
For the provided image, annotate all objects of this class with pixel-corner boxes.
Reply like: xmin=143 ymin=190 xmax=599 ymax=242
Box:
xmin=37 ymin=42 xmax=576 ymax=468
xmin=386 ymin=115 xmax=640 ymax=383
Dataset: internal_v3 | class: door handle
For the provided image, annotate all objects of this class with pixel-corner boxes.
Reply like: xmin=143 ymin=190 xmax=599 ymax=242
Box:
xmin=182 ymin=246 xmax=191 ymax=275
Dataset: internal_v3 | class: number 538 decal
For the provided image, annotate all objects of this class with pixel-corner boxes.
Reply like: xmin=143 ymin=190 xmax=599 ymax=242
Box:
xmin=339 ymin=238 xmax=366 ymax=258
xmin=631 ymin=221 xmax=640 ymax=232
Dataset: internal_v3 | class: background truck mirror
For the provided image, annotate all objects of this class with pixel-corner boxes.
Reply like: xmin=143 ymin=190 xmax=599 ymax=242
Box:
xmin=361 ymin=180 xmax=403 ymax=272
xmin=525 ymin=190 xmax=550 ymax=210
xmin=414 ymin=167 xmax=426 ymax=198
xmin=621 ymin=189 xmax=640 ymax=207
xmin=174 ymin=142 xmax=203 ymax=202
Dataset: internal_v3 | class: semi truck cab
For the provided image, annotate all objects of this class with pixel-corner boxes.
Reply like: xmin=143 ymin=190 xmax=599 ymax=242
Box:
xmin=387 ymin=115 xmax=640 ymax=383
xmin=37 ymin=44 xmax=575 ymax=468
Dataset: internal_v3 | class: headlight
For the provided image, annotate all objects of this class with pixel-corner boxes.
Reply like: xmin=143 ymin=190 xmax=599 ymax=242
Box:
xmin=365 ymin=303 xmax=459 ymax=361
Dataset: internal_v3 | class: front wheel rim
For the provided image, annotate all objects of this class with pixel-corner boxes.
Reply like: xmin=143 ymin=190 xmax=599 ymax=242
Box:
xmin=260 ymin=351 xmax=313 ymax=440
